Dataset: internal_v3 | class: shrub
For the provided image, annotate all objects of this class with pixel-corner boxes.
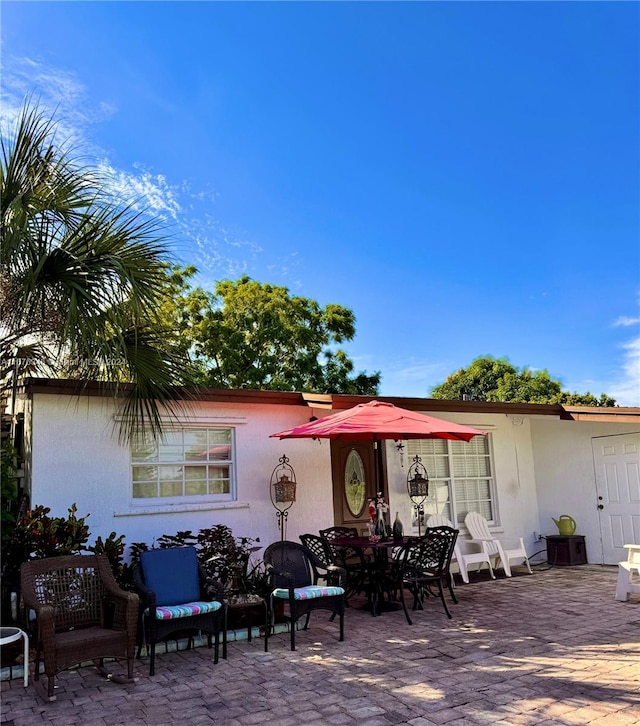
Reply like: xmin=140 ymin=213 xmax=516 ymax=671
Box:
xmin=2 ymin=504 xmax=91 ymax=582
xmin=128 ymin=525 xmax=263 ymax=597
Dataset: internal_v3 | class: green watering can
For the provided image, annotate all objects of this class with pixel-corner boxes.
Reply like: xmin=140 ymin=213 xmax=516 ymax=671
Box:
xmin=552 ymin=515 xmax=577 ymax=535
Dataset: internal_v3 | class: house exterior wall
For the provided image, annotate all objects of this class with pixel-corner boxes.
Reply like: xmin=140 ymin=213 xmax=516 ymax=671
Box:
xmin=27 ymin=392 xmax=545 ymax=559
xmin=25 ymin=388 xmax=639 ymax=568
xmin=530 ymin=418 xmax=640 ymax=564
xmin=384 ymin=412 xmax=541 ymax=556
xmin=27 ymin=393 xmax=334 ymax=553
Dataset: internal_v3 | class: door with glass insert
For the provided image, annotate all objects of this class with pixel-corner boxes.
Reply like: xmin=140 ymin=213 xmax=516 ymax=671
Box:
xmin=330 ymin=440 xmax=381 ymax=533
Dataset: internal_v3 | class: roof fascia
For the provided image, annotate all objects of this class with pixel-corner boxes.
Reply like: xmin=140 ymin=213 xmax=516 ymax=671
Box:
xmin=19 ymin=378 xmax=306 ymax=407
xmin=18 ymin=378 xmax=640 ymax=421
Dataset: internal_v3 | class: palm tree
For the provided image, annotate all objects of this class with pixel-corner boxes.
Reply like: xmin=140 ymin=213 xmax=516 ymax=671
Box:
xmin=1 ymin=103 xmax=193 ymax=442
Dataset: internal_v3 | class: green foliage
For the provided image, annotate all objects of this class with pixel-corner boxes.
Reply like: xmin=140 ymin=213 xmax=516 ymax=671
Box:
xmin=430 ymin=356 xmax=616 ymax=406
xmin=0 ymin=103 xmax=195 ymax=442
xmin=2 ymin=499 xmax=262 ymax=599
xmin=0 ymin=439 xmax=19 ymax=537
xmin=2 ymin=504 xmax=91 ymax=584
xmin=127 ymin=524 xmax=263 ymax=596
xmin=197 ymin=525 xmax=261 ymax=594
xmin=88 ymin=531 xmax=133 ymax=590
xmin=158 ymin=267 xmax=380 ymax=394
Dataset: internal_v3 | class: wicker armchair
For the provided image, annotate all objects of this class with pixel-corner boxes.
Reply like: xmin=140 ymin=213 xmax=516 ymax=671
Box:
xmin=20 ymin=553 xmax=139 ymax=702
xmin=263 ymin=540 xmax=345 ymax=651
xmin=134 ymin=546 xmax=225 ymax=676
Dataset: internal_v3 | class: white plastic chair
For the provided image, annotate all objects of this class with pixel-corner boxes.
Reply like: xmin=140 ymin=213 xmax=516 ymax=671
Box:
xmin=427 ymin=513 xmax=495 ymax=584
xmin=615 ymin=544 xmax=640 ymax=601
xmin=464 ymin=512 xmax=533 ymax=578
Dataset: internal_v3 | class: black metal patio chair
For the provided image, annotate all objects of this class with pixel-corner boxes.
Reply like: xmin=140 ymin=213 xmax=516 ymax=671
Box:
xmin=134 ymin=546 xmax=226 ymax=675
xmin=319 ymin=526 xmax=371 ymax=602
xmin=389 ymin=526 xmax=459 ymax=622
xmin=263 ymin=540 xmax=345 ymax=650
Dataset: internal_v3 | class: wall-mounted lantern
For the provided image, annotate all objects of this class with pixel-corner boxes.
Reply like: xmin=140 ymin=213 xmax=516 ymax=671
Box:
xmin=407 ymin=455 xmax=429 ymax=536
xmin=269 ymin=454 xmax=297 ymax=541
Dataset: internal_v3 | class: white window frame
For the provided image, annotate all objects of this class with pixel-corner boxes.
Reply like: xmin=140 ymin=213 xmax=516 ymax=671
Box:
xmin=130 ymin=425 xmax=237 ymax=507
xmin=407 ymin=434 xmax=497 ymax=528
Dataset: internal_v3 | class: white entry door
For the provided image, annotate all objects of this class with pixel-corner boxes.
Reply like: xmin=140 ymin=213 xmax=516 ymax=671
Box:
xmin=592 ymin=433 xmax=640 ymax=564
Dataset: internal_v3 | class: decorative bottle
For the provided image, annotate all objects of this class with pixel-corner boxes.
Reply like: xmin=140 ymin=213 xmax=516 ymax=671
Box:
xmin=375 ymin=507 xmax=387 ymax=539
xmin=392 ymin=512 xmax=404 ymax=541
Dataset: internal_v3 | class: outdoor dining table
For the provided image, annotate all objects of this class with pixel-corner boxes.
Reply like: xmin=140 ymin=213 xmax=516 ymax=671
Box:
xmin=329 ymin=535 xmax=408 ymax=617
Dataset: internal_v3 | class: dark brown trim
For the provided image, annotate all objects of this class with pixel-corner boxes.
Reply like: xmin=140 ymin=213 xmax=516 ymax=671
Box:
xmin=19 ymin=378 xmax=307 ymax=406
xmin=18 ymin=377 xmax=640 ymax=421
xmin=321 ymin=393 xmax=567 ymax=417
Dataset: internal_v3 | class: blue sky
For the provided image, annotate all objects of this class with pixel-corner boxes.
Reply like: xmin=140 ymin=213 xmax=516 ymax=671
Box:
xmin=2 ymin=1 xmax=639 ymax=405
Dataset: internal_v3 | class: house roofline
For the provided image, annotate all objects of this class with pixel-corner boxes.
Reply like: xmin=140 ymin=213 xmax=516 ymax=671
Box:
xmin=18 ymin=378 xmax=306 ymax=406
xmin=17 ymin=377 xmax=640 ymax=422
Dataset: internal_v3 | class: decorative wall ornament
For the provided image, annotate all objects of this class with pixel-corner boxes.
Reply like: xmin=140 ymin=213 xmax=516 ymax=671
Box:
xmin=395 ymin=441 xmax=405 ymax=468
xmin=269 ymin=454 xmax=297 ymax=541
xmin=407 ymin=455 xmax=429 ymax=536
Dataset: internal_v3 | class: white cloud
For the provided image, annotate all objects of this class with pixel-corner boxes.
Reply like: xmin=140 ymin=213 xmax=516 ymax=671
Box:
xmin=0 ymin=55 xmax=267 ymax=282
xmin=613 ymin=316 xmax=640 ymax=327
xmin=606 ymin=299 xmax=640 ymax=405
xmin=98 ymin=162 xmax=182 ymax=221
xmin=608 ymin=336 xmax=640 ymax=407
xmin=0 ymin=56 xmax=113 ymax=152
xmin=376 ymin=359 xmax=451 ymax=397
xmin=566 ymin=334 xmax=640 ymax=408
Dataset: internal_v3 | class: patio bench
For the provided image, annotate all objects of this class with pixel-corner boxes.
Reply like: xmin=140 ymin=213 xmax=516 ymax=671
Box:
xmin=615 ymin=544 xmax=640 ymax=601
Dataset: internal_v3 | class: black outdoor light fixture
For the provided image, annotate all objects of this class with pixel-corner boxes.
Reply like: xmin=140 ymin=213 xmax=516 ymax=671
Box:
xmin=269 ymin=454 xmax=297 ymax=541
xmin=407 ymin=454 xmax=429 ymax=536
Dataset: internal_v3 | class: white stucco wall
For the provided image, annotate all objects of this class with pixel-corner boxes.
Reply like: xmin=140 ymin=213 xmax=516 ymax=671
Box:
xmin=28 ymin=393 xmax=334 ymax=558
xmin=384 ymin=412 xmax=542 ymax=557
xmin=530 ymin=418 xmax=640 ymax=564
xmin=28 ymin=390 xmax=638 ymax=569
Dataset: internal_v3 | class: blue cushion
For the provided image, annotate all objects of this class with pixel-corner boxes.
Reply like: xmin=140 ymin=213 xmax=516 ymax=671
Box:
xmin=140 ymin=547 xmax=201 ymax=606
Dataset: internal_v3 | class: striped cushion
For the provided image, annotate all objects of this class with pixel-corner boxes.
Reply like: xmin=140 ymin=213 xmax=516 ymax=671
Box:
xmin=272 ymin=585 xmax=345 ymax=600
xmin=145 ymin=600 xmax=222 ymax=620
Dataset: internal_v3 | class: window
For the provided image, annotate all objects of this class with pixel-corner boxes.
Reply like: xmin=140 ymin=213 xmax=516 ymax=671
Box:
xmin=407 ymin=435 xmax=495 ymax=527
xmin=131 ymin=428 xmax=235 ymax=503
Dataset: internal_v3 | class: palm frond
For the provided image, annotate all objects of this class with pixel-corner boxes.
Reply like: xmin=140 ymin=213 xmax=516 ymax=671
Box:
xmin=1 ymin=102 xmax=194 ymax=442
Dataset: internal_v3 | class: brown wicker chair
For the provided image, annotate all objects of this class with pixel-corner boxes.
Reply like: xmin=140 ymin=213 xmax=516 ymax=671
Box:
xmin=20 ymin=553 xmax=139 ymax=702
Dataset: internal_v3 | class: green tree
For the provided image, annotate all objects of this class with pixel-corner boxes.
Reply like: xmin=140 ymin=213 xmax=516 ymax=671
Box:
xmin=159 ymin=269 xmax=380 ymax=394
xmin=430 ymin=356 xmax=616 ymax=406
xmin=1 ymin=104 xmax=194 ymax=442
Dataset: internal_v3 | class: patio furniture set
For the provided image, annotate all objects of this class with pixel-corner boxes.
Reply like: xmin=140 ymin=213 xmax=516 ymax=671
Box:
xmin=12 ymin=514 xmax=638 ymax=705
xmin=11 ymin=512 xmax=487 ymax=701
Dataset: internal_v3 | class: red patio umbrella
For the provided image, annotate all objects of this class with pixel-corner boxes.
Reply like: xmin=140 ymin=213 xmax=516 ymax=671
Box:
xmin=270 ymin=400 xmax=487 ymax=442
xmin=271 ymin=401 xmax=487 ymax=537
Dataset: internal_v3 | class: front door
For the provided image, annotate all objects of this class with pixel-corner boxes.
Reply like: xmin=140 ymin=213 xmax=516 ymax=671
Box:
xmin=330 ymin=440 xmax=386 ymax=534
xmin=592 ymin=433 xmax=640 ymax=564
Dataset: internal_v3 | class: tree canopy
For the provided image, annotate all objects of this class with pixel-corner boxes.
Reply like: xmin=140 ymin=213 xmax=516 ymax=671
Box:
xmin=429 ymin=356 xmax=616 ymax=406
xmin=159 ymin=267 xmax=380 ymax=395
xmin=1 ymin=104 xmax=195 ymax=441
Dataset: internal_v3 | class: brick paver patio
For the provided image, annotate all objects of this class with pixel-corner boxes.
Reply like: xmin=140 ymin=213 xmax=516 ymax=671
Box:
xmin=2 ymin=564 xmax=638 ymax=725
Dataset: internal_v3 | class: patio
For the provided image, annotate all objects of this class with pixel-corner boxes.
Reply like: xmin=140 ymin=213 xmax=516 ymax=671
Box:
xmin=1 ymin=564 xmax=638 ymax=726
